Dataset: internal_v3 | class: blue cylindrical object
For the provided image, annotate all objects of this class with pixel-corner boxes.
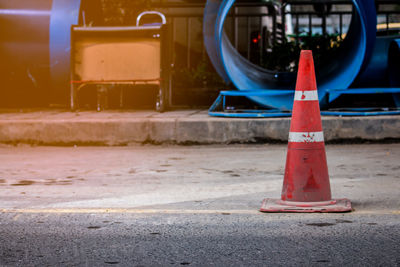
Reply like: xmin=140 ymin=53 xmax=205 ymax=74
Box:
xmin=352 ymin=36 xmax=395 ymax=88
xmin=388 ymin=39 xmax=400 ymax=87
xmin=50 ymin=0 xmax=82 ymax=102
xmin=204 ymin=0 xmax=377 ymax=110
xmin=0 ymin=0 xmax=81 ymax=106
xmin=0 ymin=0 xmax=52 ymax=106
xmin=388 ymin=38 xmax=400 ymax=107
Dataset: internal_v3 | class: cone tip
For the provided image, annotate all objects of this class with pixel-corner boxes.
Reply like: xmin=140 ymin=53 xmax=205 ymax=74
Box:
xmin=301 ymin=50 xmax=312 ymax=54
xmin=300 ymin=50 xmax=313 ymax=58
xmin=296 ymin=50 xmax=317 ymax=91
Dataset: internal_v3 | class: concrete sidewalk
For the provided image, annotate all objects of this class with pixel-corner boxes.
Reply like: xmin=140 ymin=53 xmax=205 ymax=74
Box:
xmin=0 ymin=109 xmax=399 ymax=145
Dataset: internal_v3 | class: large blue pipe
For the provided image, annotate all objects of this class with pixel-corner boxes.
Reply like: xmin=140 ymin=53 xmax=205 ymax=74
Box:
xmin=204 ymin=0 xmax=377 ymax=110
xmin=0 ymin=0 xmax=81 ymax=106
xmin=388 ymin=38 xmax=400 ymax=107
xmin=50 ymin=0 xmax=82 ymax=101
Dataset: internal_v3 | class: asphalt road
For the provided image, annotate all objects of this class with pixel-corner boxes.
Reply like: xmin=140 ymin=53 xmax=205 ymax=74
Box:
xmin=0 ymin=144 xmax=399 ymax=266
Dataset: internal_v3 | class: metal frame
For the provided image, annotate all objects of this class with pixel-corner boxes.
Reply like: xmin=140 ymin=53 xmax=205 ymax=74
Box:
xmin=321 ymin=88 xmax=400 ymax=116
xmin=150 ymin=1 xmax=281 ymax=108
xmin=209 ymin=88 xmax=400 ymax=118
xmin=70 ymin=17 xmax=169 ymax=111
xmin=208 ymin=90 xmax=292 ymax=118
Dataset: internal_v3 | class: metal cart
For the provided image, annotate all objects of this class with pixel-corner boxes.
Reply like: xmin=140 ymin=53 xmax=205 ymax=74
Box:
xmin=70 ymin=11 xmax=168 ymax=111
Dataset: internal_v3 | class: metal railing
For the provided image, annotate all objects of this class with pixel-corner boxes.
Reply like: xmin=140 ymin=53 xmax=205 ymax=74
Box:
xmin=149 ymin=1 xmax=279 ymax=107
xmin=93 ymin=0 xmax=400 ymax=108
xmin=284 ymin=0 xmax=400 ymax=41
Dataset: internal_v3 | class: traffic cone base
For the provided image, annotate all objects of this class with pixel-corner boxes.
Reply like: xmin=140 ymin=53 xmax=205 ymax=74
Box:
xmin=260 ymin=50 xmax=352 ymax=213
xmin=260 ymin=198 xmax=352 ymax=213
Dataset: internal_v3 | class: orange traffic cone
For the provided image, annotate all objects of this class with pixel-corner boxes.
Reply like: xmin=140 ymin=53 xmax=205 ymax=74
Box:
xmin=260 ymin=50 xmax=352 ymax=212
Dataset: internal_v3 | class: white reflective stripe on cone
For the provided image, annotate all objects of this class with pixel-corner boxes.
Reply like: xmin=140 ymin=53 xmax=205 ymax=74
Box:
xmin=288 ymin=131 xmax=325 ymax=143
xmin=294 ymin=90 xmax=319 ymax=101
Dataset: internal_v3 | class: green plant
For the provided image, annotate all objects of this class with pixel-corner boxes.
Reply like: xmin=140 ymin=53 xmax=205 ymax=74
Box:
xmin=101 ymin=0 xmax=152 ymax=25
xmin=261 ymin=34 xmax=344 ymax=72
xmin=173 ymin=57 xmax=226 ymax=88
xmin=261 ymin=41 xmax=300 ymax=72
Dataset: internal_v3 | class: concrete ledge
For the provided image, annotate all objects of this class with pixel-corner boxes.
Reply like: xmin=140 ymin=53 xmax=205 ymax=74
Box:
xmin=0 ymin=110 xmax=399 ymax=145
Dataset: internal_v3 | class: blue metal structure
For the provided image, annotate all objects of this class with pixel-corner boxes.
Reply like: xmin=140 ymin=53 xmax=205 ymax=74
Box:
xmin=204 ymin=0 xmax=382 ymax=113
xmin=0 ymin=0 xmax=52 ymax=106
xmin=208 ymin=90 xmax=292 ymax=118
xmin=389 ymin=38 xmax=400 ymax=107
xmin=208 ymin=88 xmax=400 ymax=117
xmin=50 ymin=0 xmax=82 ymax=101
xmin=321 ymin=88 xmax=400 ymax=116
xmin=0 ymin=0 xmax=81 ymax=106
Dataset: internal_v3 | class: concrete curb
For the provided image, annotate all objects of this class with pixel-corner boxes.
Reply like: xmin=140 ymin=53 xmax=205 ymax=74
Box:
xmin=0 ymin=110 xmax=399 ymax=145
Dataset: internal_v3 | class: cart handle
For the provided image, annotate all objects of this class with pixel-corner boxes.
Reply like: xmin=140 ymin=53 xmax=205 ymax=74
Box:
xmin=136 ymin=11 xmax=167 ymax=26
